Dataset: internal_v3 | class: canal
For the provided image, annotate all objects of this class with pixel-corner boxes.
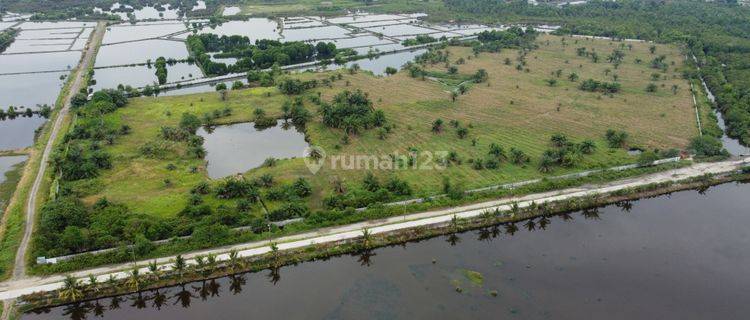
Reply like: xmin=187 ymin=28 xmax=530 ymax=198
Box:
xmin=25 ymin=181 xmax=750 ymax=319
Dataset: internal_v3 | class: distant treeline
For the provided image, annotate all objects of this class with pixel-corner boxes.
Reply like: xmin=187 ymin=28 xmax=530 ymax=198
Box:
xmin=0 ymin=0 xmax=232 ymax=20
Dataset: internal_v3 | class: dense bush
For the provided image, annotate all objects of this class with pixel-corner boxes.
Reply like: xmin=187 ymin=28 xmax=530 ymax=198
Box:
xmin=319 ymin=90 xmax=386 ymax=135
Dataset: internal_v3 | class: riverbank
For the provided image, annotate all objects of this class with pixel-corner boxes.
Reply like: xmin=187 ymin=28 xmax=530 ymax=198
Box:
xmin=5 ymin=157 xmax=748 ymax=310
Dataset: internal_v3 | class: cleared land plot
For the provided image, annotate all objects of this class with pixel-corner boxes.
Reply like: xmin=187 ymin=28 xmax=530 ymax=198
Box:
xmin=81 ymin=34 xmax=696 ymax=219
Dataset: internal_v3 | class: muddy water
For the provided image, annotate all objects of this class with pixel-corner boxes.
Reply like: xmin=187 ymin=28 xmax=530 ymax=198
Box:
xmin=24 ymin=181 xmax=750 ymax=319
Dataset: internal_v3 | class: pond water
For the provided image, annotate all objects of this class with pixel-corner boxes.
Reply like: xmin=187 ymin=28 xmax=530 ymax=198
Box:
xmin=282 ymin=25 xmax=350 ymax=42
xmin=17 ymin=21 xmax=94 ymax=30
xmin=24 ymin=181 xmax=750 ymax=319
xmin=102 ymin=23 xmax=188 ymax=44
xmin=95 ymin=3 xmax=182 ymax=21
xmin=0 ymin=51 xmax=79 ymax=73
xmin=3 ymin=42 xmax=69 ymax=54
xmin=0 ymin=155 xmax=26 ymax=184
xmin=0 ymin=115 xmax=46 ymax=151
xmin=327 ymin=14 xmax=407 ymax=24
xmin=0 ymin=72 xmax=66 ymax=107
xmin=365 ymin=24 xmax=437 ymax=37
xmin=0 ymin=22 xmax=16 ymax=31
xmin=197 ymin=122 xmax=308 ymax=179
xmin=198 ymin=19 xmax=279 ymax=42
xmin=96 ymin=39 xmax=191 ymax=67
xmin=344 ymin=49 xmax=427 ymax=75
xmin=222 ymin=6 xmax=241 ymax=16
xmin=192 ymin=1 xmax=207 ymax=11
xmin=330 ymin=35 xmax=395 ymax=49
xmin=92 ymin=63 xmax=202 ymax=91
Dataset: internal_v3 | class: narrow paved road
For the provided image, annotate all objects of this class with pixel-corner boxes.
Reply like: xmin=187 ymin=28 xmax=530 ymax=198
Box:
xmin=0 ymin=157 xmax=746 ymax=301
xmin=11 ymin=22 xmax=106 ymax=280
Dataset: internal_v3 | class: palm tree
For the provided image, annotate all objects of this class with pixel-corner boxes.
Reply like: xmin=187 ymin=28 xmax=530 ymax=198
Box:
xmin=148 ymin=260 xmax=160 ymax=282
xmin=59 ymin=275 xmax=84 ymax=302
xmin=269 ymin=242 xmax=280 ymax=268
xmin=174 ymin=255 xmax=187 ymax=282
xmin=87 ymin=274 xmax=99 ymax=293
xmin=125 ymin=268 xmax=141 ymax=292
xmin=579 ymin=139 xmax=597 ymax=154
xmin=551 ymin=133 xmax=568 ymax=147
xmin=361 ymin=228 xmax=372 ymax=249
xmin=228 ymin=249 xmax=243 ymax=273
xmin=431 ymin=118 xmax=444 ymax=133
xmin=194 ymin=255 xmax=208 ymax=277
xmin=538 ymin=155 xmax=555 ymax=173
xmin=568 ymin=72 xmax=579 ymax=82
xmin=450 ymin=215 xmax=460 ymax=232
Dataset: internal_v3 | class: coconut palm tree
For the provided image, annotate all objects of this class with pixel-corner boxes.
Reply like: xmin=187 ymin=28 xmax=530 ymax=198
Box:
xmin=87 ymin=274 xmax=99 ymax=293
xmin=550 ymin=133 xmax=568 ymax=147
xmin=269 ymin=242 xmax=280 ymax=268
xmin=59 ymin=275 xmax=84 ymax=302
xmin=361 ymin=228 xmax=372 ymax=249
xmin=174 ymin=255 xmax=187 ymax=282
xmin=228 ymin=249 xmax=243 ymax=273
xmin=148 ymin=260 xmax=160 ymax=282
xmin=579 ymin=139 xmax=597 ymax=154
xmin=125 ymin=268 xmax=141 ymax=292
xmin=431 ymin=118 xmax=444 ymax=133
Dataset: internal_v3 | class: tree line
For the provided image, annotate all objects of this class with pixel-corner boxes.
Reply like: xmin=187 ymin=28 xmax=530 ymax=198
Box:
xmin=186 ymin=33 xmax=350 ymax=76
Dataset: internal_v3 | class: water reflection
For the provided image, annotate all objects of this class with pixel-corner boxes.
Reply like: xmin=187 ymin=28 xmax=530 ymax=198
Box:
xmin=197 ymin=121 xmax=309 ymax=179
xmin=25 ymin=182 xmax=750 ymax=319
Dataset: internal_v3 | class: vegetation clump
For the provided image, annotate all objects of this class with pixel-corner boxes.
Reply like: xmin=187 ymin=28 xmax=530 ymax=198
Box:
xmin=319 ymin=90 xmax=385 ymax=135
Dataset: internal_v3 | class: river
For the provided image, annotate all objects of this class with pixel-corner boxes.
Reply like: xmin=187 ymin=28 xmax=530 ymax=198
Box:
xmin=24 ymin=181 xmax=750 ymax=319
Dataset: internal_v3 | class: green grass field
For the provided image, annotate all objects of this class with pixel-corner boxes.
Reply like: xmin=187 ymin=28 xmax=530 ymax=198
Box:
xmin=82 ymin=34 xmax=697 ymax=219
